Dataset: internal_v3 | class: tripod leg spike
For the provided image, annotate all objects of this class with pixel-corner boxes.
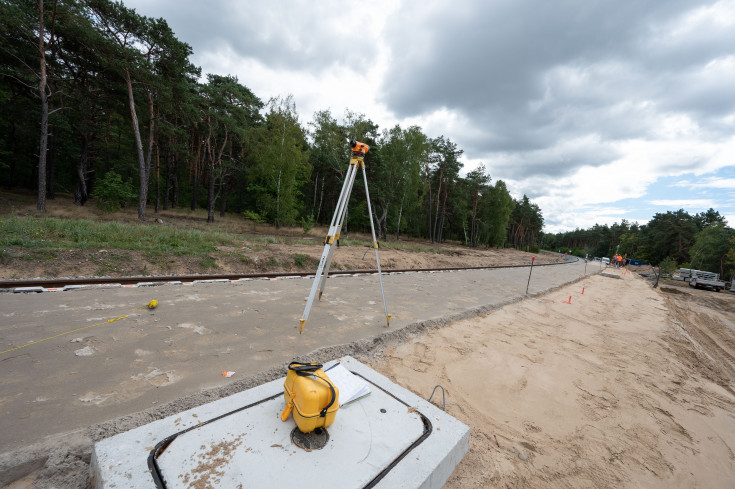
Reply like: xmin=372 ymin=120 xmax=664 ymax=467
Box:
xmin=386 ymin=314 xmax=391 ymax=327
xmin=299 ymin=318 xmax=306 ymax=334
xmin=318 ymin=291 xmax=323 ymax=301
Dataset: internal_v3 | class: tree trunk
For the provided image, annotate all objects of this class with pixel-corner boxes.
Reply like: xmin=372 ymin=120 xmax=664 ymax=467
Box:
xmin=379 ymin=202 xmax=388 ymax=240
xmin=191 ymin=138 xmax=202 ymax=211
xmin=219 ymin=182 xmax=227 ymax=217
xmin=163 ymin=146 xmax=170 ymax=210
xmin=172 ymin=153 xmax=179 ymax=208
xmin=74 ymin=134 xmax=90 ymax=205
xmin=5 ymin=119 xmax=16 ymax=189
xmin=396 ymin=191 xmax=406 ymax=241
xmin=124 ymin=67 xmax=147 ymax=220
xmin=154 ymin=143 xmax=160 ymax=213
xmin=207 ymin=160 xmax=215 ymax=223
xmin=470 ymin=190 xmax=479 ymax=247
xmin=37 ymin=0 xmax=48 ymax=212
xmin=425 ymin=159 xmax=432 ymax=242
xmin=144 ymin=91 xmax=155 ymax=213
xmin=275 ymin=168 xmax=282 ymax=228
xmin=316 ymin=176 xmax=324 ymax=224
xmin=311 ymin=171 xmax=318 ymax=218
xmin=47 ymin=131 xmax=56 ymax=199
xmin=432 ymin=169 xmax=443 ymax=242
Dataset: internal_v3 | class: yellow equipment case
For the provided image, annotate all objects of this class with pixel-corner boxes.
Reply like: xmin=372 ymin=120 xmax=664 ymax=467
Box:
xmin=280 ymin=362 xmax=339 ymax=433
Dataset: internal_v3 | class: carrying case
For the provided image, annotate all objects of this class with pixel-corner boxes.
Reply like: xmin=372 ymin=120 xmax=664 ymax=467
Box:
xmin=280 ymin=362 xmax=339 ymax=433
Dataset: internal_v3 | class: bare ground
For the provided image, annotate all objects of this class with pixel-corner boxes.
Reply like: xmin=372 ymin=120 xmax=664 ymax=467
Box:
xmin=4 ymin=190 xmax=734 ymax=488
xmin=368 ymin=271 xmax=735 ymax=488
xmin=0 ymin=190 xmax=557 ymax=280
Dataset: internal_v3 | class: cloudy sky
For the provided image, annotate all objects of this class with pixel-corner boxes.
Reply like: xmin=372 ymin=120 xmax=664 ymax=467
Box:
xmin=123 ymin=0 xmax=735 ymax=232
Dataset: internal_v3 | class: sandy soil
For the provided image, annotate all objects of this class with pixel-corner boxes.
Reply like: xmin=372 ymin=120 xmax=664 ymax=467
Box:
xmin=369 ymin=271 xmax=735 ymax=488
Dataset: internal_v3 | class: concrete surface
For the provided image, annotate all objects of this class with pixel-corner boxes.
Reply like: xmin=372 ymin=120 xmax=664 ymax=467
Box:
xmin=0 ymin=259 xmax=596 ymax=454
xmin=91 ymin=356 xmax=470 ymax=489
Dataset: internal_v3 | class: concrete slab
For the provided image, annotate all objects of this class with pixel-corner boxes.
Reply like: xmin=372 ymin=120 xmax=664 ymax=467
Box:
xmin=0 ymin=260 xmax=591 ymax=454
xmin=91 ymin=356 xmax=469 ymax=489
xmin=12 ymin=287 xmax=44 ymax=293
xmin=601 ymin=272 xmax=622 ymax=279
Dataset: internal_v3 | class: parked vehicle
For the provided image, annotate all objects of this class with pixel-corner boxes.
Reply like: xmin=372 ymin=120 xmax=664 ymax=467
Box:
xmin=675 ymin=268 xmax=726 ymax=292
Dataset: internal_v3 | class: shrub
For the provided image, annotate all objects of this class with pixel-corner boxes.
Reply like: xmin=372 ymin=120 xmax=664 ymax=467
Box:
xmin=242 ymin=210 xmax=267 ymax=223
xmin=659 ymin=256 xmax=678 ymax=276
xmin=293 ymin=253 xmax=309 ymax=267
xmin=92 ymin=171 xmax=136 ymax=212
xmin=301 ymin=214 xmax=314 ymax=233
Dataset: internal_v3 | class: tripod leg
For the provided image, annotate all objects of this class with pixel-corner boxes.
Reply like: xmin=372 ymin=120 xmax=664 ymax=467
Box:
xmin=299 ymin=162 xmax=357 ymax=333
xmin=318 ymin=164 xmax=358 ymax=299
xmin=300 ymin=242 xmax=333 ymax=333
xmin=361 ymin=165 xmax=391 ymax=327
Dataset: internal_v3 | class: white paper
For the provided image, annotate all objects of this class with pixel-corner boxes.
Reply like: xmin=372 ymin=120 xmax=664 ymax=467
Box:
xmin=325 ymin=363 xmax=371 ymax=406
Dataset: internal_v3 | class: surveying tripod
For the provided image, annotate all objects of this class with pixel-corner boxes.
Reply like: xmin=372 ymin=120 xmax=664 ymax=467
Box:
xmin=299 ymin=140 xmax=391 ymax=334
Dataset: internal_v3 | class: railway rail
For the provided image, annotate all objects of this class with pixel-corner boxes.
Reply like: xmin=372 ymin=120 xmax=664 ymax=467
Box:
xmin=0 ymin=254 xmax=579 ymax=291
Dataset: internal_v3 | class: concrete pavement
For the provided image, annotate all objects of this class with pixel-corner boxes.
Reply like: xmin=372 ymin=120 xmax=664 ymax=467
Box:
xmin=0 ymin=259 xmax=599 ymax=453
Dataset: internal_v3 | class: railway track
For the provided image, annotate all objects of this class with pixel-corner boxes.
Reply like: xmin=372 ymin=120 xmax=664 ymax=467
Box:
xmin=0 ymin=255 xmax=579 ymax=291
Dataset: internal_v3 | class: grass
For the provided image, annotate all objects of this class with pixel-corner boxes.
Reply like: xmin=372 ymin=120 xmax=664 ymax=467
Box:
xmin=0 ymin=216 xmax=234 ymax=256
xmin=198 ymin=255 xmax=219 ymax=270
xmin=0 ymin=210 xmax=460 ymax=278
xmin=292 ymin=253 xmax=315 ymax=268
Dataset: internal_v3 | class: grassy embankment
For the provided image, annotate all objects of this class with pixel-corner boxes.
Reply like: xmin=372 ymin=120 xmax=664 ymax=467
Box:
xmin=0 ymin=214 xmax=449 ymax=278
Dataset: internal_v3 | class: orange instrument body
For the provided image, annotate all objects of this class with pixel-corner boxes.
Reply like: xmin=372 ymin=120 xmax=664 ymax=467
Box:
xmin=350 ymin=140 xmax=369 ymax=157
xmin=280 ymin=362 xmax=339 ymax=433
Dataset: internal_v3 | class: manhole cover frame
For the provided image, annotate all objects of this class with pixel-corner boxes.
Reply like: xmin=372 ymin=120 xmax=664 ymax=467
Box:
xmin=147 ymin=371 xmax=432 ymax=489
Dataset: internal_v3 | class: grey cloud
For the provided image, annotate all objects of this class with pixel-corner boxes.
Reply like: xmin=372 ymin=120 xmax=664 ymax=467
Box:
xmin=379 ymin=0 xmax=727 ymax=176
xmin=381 ymin=0 xmax=707 ymax=116
xmin=124 ymin=0 xmax=379 ymax=72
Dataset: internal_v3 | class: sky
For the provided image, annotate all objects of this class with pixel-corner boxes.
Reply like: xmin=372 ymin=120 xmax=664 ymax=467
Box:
xmin=122 ymin=0 xmax=735 ymax=233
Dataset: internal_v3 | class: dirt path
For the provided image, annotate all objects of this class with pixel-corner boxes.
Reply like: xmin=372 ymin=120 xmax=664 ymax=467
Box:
xmin=369 ymin=271 xmax=735 ymax=488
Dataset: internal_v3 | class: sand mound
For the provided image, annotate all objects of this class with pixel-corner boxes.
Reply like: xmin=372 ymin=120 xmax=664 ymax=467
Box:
xmin=370 ymin=272 xmax=735 ymax=488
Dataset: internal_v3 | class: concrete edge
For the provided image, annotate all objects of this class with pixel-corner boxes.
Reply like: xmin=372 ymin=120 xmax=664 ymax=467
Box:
xmin=341 ymin=356 xmax=470 ymax=489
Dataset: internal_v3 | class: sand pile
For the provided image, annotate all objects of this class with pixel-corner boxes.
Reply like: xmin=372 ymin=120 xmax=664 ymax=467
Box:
xmin=371 ymin=270 xmax=735 ymax=488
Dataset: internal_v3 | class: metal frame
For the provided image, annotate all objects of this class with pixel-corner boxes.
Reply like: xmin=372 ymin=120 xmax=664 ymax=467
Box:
xmin=299 ymin=150 xmax=390 ymax=333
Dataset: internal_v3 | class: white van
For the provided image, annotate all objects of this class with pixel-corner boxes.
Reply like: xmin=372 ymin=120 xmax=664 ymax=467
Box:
xmin=602 ymin=257 xmax=610 ymax=265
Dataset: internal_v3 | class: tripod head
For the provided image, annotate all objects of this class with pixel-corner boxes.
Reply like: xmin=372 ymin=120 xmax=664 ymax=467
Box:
xmin=350 ymin=140 xmax=369 ymax=157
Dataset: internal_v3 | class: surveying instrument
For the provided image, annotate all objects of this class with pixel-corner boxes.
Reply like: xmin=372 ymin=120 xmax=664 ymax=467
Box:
xmin=298 ymin=140 xmax=391 ymax=334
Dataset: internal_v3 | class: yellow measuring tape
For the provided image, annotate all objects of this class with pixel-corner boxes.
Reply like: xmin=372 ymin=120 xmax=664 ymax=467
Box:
xmin=0 ymin=299 xmax=158 ymax=356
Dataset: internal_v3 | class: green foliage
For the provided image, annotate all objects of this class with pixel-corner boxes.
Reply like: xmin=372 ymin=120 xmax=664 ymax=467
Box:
xmin=292 ymin=253 xmax=309 ymax=268
xmin=248 ymin=96 xmax=311 ymax=227
xmin=726 ymin=236 xmax=735 ymax=281
xmin=199 ymin=255 xmax=219 ymax=269
xmin=301 ymin=215 xmax=314 ymax=233
xmin=659 ymin=256 xmax=678 ymax=275
xmin=508 ymin=195 xmax=543 ymax=249
xmin=638 ymin=210 xmax=699 ymax=264
xmin=92 ymin=171 xmax=136 ymax=212
xmin=688 ymin=223 xmax=734 ymax=277
xmin=242 ymin=210 xmax=266 ymax=223
xmin=570 ymin=248 xmax=586 ymax=258
xmin=0 ymin=216 xmax=231 ymax=255
xmin=481 ymin=180 xmax=515 ymax=248
xmin=374 ymin=124 xmax=430 ymax=240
